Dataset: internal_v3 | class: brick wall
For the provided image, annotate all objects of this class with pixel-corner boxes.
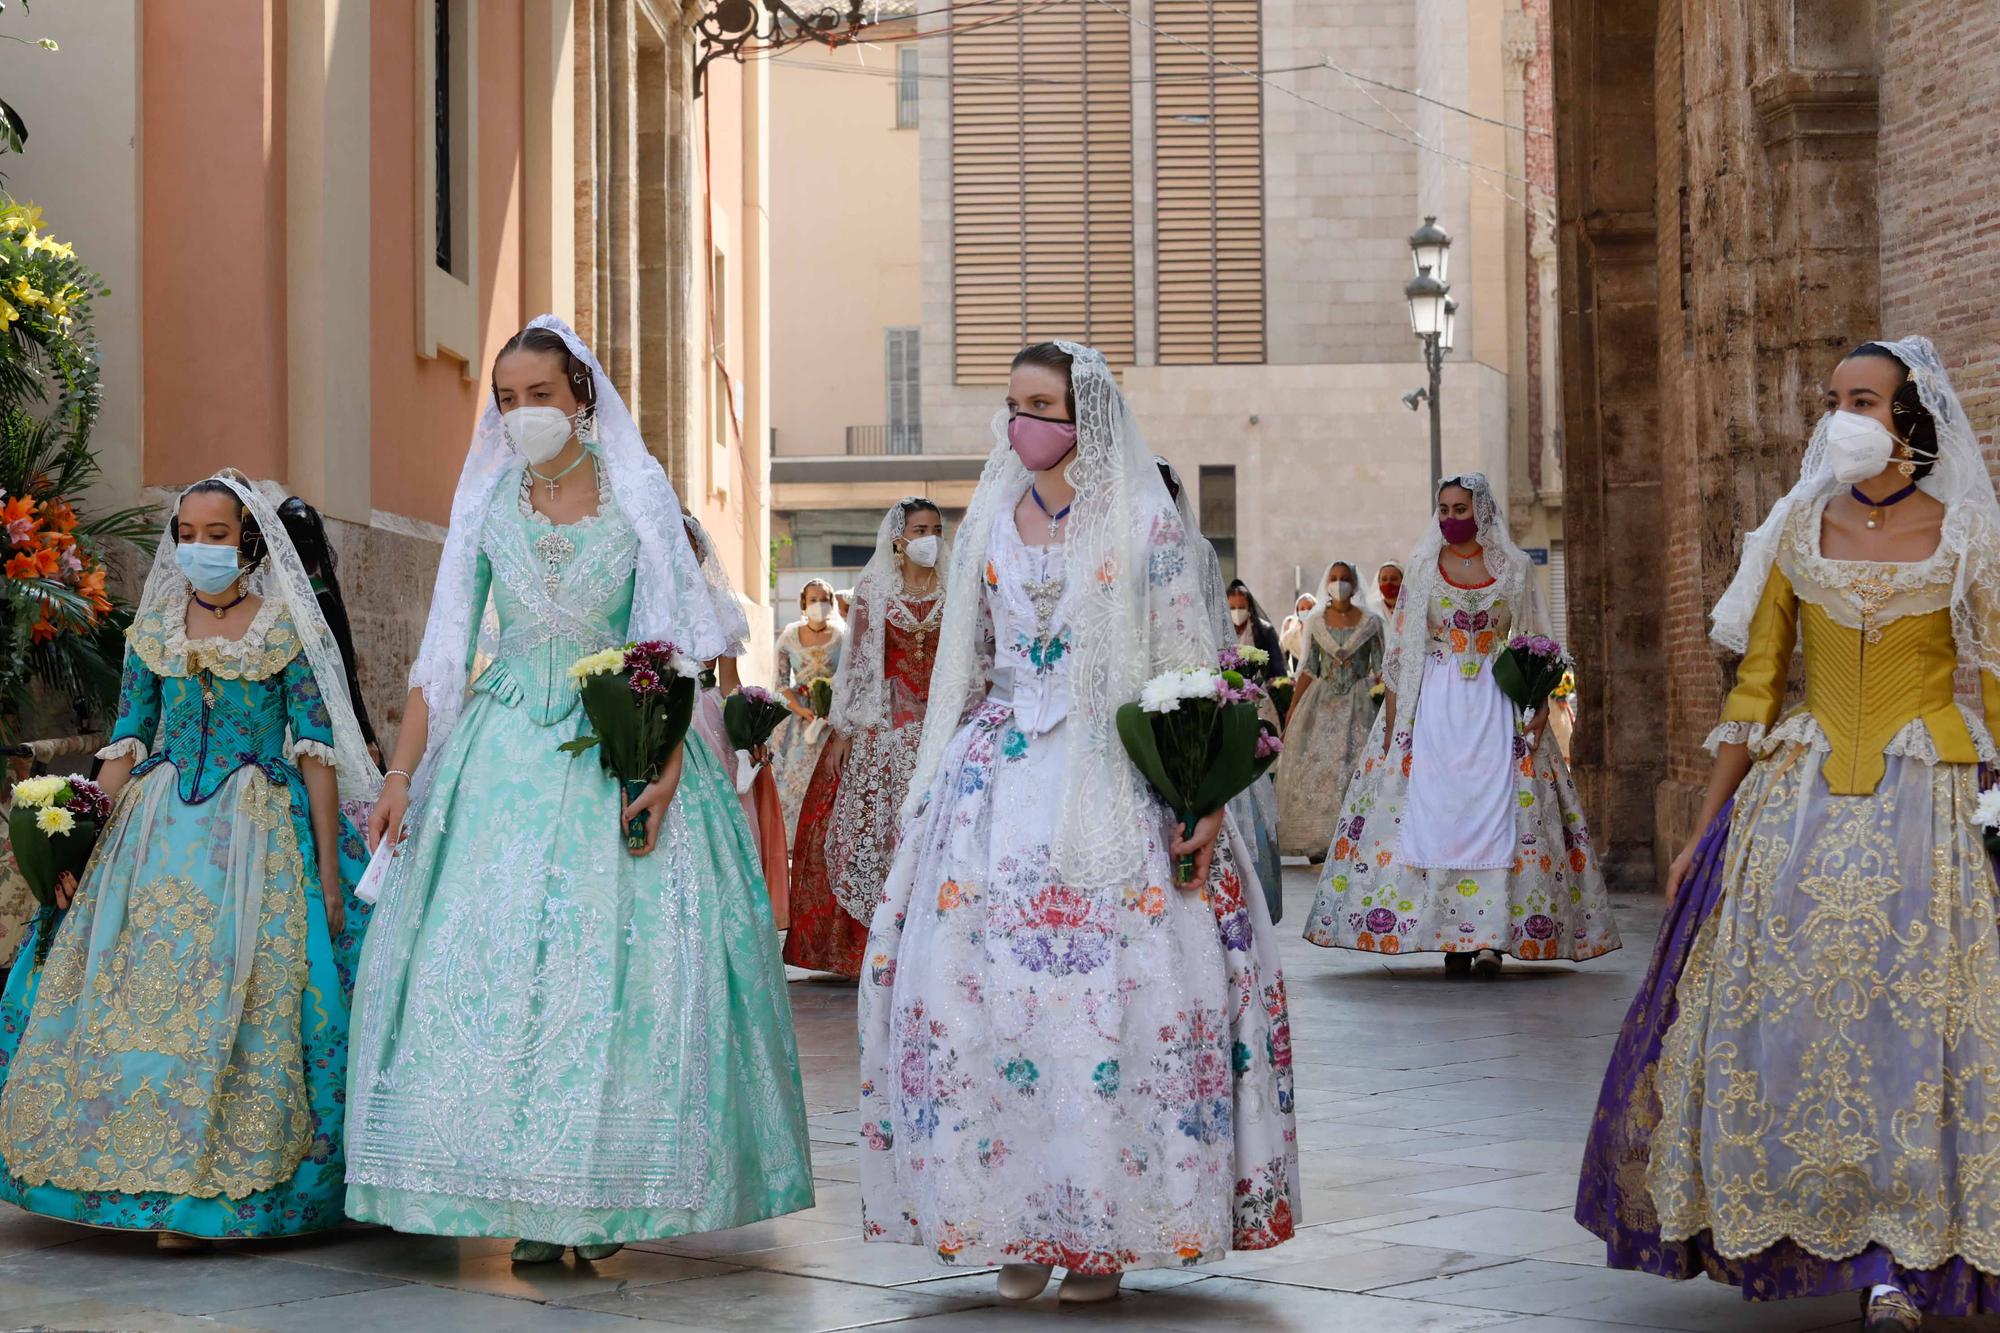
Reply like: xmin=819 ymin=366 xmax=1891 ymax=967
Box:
xmin=1878 ymin=1 xmax=2000 ymax=461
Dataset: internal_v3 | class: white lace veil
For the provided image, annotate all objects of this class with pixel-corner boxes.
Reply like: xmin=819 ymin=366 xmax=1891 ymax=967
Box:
xmin=1381 ymin=472 xmax=1547 ymax=702
xmin=1368 ymin=560 xmax=1405 ymax=621
xmin=1711 ymin=335 xmax=2000 ymax=678
xmin=681 ymin=511 xmax=753 ymax=659
xmin=1158 ymin=457 xmax=1231 ymax=644
xmin=906 ymin=343 xmax=1216 ymax=891
xmin=828 ymin=497 xmax=948 ymax=733
xmin=1309 ymin=557 xmax=1383 ymax=658
xmin=132 ymin=470 xmax=382 ymax=802
xmin=405 ymin=314 xmax=728 ymax=798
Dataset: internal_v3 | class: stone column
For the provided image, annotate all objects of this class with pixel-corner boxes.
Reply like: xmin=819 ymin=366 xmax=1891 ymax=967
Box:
xmin=1552 ymin=0 xmax=1662 ymax=891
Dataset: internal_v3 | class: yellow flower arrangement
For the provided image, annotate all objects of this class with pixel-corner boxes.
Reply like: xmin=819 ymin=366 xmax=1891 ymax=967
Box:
xmin=11 ymin=775 xmax=65 ymax=807
xmin=567 ymin=646 xmax=628 ymax=681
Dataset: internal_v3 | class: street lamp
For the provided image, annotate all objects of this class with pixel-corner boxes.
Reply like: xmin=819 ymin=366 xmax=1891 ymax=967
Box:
xmin=1403 ymin=216 xmax=1454 ymax=495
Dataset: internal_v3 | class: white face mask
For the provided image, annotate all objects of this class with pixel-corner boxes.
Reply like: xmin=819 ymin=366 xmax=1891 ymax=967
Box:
xmin=1229 ymin=606 xmax=1251 ymax=628
xmin=1330 ymin=580 xmax=1355 ymax=603
xmin=1825 ymin=409 xmax=1899 ymax=485
xmin=503 ymin=405 xmax=575 ymax=466
xmin=903 ymin=534 xmax=940 ymax=568
xmin=805 ymin=602 xmax=830 ymax=627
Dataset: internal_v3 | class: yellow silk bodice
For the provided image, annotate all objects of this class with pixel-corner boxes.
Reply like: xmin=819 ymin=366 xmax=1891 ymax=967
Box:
xmin=1717 ymin=510 xmax=2000 ymax=796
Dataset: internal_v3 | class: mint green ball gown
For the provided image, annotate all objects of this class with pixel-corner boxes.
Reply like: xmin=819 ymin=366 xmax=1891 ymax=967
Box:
xmin=343 ymin=473 xmax=813 ymax=1245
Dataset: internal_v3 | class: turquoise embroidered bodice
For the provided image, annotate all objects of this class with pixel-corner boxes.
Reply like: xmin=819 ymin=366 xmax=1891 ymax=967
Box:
xmin=110 ymin=600 xmax=336 ymax=806
xmin=467 ymin=470 xmax=641 ymax=728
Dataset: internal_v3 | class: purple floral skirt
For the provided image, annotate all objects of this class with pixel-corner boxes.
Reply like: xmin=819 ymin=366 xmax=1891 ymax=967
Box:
xmin=1574 ymin=799 xmax=2000 ymax=1313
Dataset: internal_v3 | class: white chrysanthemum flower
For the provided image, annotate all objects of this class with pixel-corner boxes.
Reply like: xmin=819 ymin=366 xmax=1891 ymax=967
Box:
xmin=670 ymin=653 xmax=705 ymax=680
xmin=1175 ymin=669 xmax=1221 ymax=701
xmin=11 ymin=776 xmax=65 ymax=808
xmin=34 ymin=805 xmax=75 ymax=836
xmin=1139 ymin=673 xmax=1185 ymax=714
xmin=1975 ymin=786 xmax=2000 ymax=830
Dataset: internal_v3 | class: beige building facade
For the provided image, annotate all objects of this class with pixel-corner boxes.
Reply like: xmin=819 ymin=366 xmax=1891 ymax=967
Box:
xmin=770 ymin=0 xmax=1562 ymax=635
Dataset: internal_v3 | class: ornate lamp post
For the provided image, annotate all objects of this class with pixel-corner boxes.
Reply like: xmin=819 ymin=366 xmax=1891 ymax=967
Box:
xmin=1402 ymin=216 xmax=1454 ymax=495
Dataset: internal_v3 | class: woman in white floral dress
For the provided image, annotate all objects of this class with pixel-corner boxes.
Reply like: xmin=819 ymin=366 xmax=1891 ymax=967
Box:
xmin=858 ymin=343 xmax=1298 ymax=1305
xmin=1301 ymin=474 xmax=1620 ymax=977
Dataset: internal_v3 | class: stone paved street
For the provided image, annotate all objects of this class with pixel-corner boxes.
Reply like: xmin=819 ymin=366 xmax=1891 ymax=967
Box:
xmin=0 ymin=869 xmax=1987 ymax=1331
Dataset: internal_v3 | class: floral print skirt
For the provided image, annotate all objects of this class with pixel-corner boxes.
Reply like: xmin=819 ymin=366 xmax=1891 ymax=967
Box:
xmin=1301 ymin=670 xmax=1621 ymax=961
xmin=858 ymin=701 xmax=1299 ymax=1275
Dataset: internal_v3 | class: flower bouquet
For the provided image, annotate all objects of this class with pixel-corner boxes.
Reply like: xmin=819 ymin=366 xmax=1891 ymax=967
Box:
xmin=1494 ymin=635 xmax=1571 ymax=724
xmin=7 ymin=773 xmax=108 ymax=963
xmin=561 ymin=641 xmax=702 ymax=850
xmin=1369 ymin=680 xmax=1387 ymax=703
xmin=1976 ymin=787 xmax=2000 ymax=860
xmin=1552 ymin=669 xmax=1576 ymax=702
xmin=805 ymin=675 xmax=835 ymax=744
xmin=724 ymin=685 xmax=791 ymax=794
xmin=1118 ymin=653 xmax=1284 ymax=884
xmin=1267 ymin=676 xmax=1295 ymax=724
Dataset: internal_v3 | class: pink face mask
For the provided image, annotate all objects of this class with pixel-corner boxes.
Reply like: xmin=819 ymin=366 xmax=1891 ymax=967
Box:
xmin=1008 ymin=412 xmax=1078 ymax=472
xmin=1439 ymin=515 xmax=1478 ymax=545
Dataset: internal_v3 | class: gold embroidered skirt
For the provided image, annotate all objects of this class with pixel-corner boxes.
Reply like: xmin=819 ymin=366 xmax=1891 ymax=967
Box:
xmin=1648 ymin=739 xmax=2000 ymax=1272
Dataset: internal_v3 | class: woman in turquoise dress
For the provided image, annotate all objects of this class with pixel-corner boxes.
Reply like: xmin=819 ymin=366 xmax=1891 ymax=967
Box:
xmin=0 ymin=471 xmax=382 ymax=1246
xmin=347 ymin=317 xmax=813 ymax=1264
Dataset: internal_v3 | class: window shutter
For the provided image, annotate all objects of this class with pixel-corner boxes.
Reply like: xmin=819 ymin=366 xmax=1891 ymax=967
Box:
xmin=885 ymin=327 xmax=922 ymax=452
xmin=1153 ymin=0 xmax=1264 ymax=364
xmin=951 ymin=1 xmax=1136 ymax=385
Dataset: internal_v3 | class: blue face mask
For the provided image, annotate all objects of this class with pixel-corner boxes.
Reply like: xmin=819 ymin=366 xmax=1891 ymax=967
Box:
xmin=176 ymin=541 xmax=242 ymax=596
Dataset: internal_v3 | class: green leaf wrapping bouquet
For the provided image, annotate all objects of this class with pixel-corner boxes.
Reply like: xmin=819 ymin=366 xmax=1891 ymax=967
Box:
xmin=7 ymin=773 xmax=108 ymax=963
xmin=1116 ymin=650 xmax=1284 ymax=884
xmin=560 ymin=641 xmax=701 ymax=851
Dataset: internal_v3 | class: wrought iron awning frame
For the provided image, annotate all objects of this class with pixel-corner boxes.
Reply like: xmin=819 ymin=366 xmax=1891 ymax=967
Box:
xmin=692 ymin=0 xmax=877 ymax=95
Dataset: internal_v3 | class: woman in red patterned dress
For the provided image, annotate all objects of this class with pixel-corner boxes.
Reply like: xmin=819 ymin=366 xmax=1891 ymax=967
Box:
xmin=783 ymin=498 xmax=945 ymax=976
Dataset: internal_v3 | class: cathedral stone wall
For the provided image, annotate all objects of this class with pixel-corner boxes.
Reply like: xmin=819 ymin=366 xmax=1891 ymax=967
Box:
xmin=1554 ymin=0 xmax=1999 ymax=888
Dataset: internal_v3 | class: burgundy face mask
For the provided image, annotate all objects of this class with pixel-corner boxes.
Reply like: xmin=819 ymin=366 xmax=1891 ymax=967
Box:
xmin=1439 ymin=515 xmax=1478 ymax=545
xmin=1008 ymin=411 xmax=1078 ymax=472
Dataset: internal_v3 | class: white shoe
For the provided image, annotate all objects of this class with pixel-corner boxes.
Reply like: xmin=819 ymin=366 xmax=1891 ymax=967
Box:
xmin=996 ymin=1263 xmax=1054 ymax=1301
xmin=1058 ymin=1271 xmax=1123 ymax=1303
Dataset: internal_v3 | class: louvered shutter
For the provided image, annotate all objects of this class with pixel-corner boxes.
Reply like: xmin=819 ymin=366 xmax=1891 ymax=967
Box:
xmin=1153 ymin=0 xmax=1264 ymax=364
xmin=951 ymin=1 xmax=1136 ymax=385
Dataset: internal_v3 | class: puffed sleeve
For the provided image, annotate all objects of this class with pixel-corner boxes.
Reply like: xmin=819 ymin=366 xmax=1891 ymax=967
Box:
xmin=463 ymin=551 xmax=493 ymax=672
xmin=283 ymin=649 xmax=339 ymax=766
xmin=774 ymin=628 xmax=795 ymax=691
xmin=97 ymin=647 xmax=162 ymax=764
xmin=1707 ymin=565 xmax=1799 ymax=751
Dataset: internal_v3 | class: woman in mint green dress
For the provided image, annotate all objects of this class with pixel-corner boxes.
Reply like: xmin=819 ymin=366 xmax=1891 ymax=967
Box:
xmin=346 ymin=317 xmax=813 ymax=1264
xmin=0 ymin=471 xmax=382 ymax=1246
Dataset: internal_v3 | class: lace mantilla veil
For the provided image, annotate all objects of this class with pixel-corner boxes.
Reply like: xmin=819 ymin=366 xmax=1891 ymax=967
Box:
xmin=130 ymin=470 xmax=382 ymax=802
xmin=1367 ymin=560 xmax=1404 ymax=622
xmin=681 ymin=511 xmax=753 ymax=659
xmin=1308 ymin=558 xmax=1383 ymax=660
xmin=1381 ymin=472 xmax=1549 ymax=703
xmin=404 ymin=314 xmax=729 ymax=803
xmin=905 ymin=343 xmax=1216 ymax=892
xmin=828 ymin=497 xmax=950 ymax=734
xmin=1158 ymin=457 xmax=1231 ymax=644
xmin=1710 ymin=335 xmax=2000 ymax=680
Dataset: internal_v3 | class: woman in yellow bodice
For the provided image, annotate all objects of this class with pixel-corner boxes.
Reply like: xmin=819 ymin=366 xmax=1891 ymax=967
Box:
xmin=1577 ymin=338 xmax=2000 ymax=1332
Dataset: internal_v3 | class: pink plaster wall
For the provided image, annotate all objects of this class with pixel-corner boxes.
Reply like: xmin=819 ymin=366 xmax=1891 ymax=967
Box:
xmin=369 ymin=1 xmax=528 ymax=526
xmin=141 ymin=0 xmax=287 ymax=486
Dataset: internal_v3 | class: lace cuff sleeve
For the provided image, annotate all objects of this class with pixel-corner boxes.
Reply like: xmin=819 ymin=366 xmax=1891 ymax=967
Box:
xmin=291 ymin=738 xmax=339 ymax=767
xmin=1703 ymin=721 xmax=1765 ymax=755
xmin=96 ymin=736 xmax=149 ymax=764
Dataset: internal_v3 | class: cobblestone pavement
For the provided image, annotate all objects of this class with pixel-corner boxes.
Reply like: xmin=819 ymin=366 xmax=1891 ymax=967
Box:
xmin=0 ymin=869 xmax=1984 ymax=1331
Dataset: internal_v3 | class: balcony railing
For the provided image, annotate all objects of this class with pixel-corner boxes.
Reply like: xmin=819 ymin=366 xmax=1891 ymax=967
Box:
xmin=846 ymin=425 xmax=923 ymax=455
